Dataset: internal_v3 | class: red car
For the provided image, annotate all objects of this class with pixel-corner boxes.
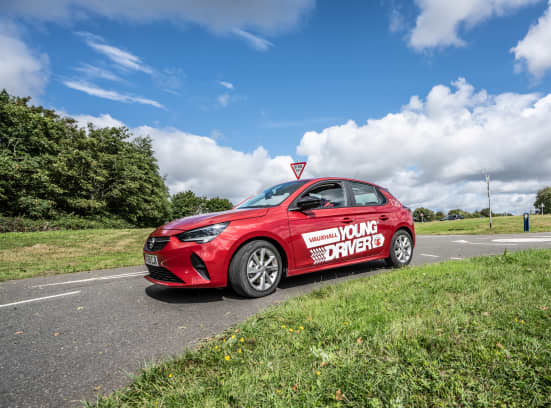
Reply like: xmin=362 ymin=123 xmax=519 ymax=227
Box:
xmin=144 ymin=177 xmax=415 ymax=298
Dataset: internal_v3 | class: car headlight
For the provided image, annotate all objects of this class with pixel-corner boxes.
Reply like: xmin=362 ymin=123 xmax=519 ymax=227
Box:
xmin=176 ymin=222 xmax=230 ymax=243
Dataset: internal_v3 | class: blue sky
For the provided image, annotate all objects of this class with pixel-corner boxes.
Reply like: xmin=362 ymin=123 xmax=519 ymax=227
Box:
xmin=2 ymin=0 xmax=551 ymax=213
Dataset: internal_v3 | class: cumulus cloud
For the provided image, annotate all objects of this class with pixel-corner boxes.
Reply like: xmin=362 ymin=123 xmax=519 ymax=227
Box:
xmin=69 ymin=78 xmax=551 ymax=213
xmin=0 ymin=20 xmax=49 ymax=99
xmin=297 ymin=78 xmax=551 ymax=213
xmin=63 ymin=80 xmax=164 ymax=108
xmin=409 ymin=0 xmax=538 ymax=50
xmin=511 ymin=0 xmax=551 ymax=78
xmin=132 ymin=126 xmax=294 ymax=203
xmin=1 ymin=0 xmax=315 ymax=35
xmin=71 ymin=113 xmax=125 ymax=129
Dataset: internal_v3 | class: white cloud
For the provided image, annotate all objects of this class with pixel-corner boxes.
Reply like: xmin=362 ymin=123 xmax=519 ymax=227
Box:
xmin=132 ymin=126 xmax=294 ymax=203
xmin=68 ymin=78 xmax=551 ymax=214
xmin=77 ymin=32 xmax=152 ymax=73
xmin=63 ymin=80 xmax=164 ymax=108
xmin=0 ymin=20 xmax=49 ymax=99
xmin=2 ymin=0 xmax=315 ymax=35
xmin=511 ymin=0 xmax=551 ymax=78
xmin=71 ymin=113 xmax=125 ymax=129
xmin=232 ymin=28 xmax=273 ymax=51
xmin=409 ymin=0 xmax=539 ymax=50
xmin=218 ymin=80 xmax=234 ymax=90
xmin=217 ymin=93 xmax=230 ymax=107
xmin=75 ymin=63 xmax=122 ymax=82
xmin=297 ymin=78 xmax=551 ymax=213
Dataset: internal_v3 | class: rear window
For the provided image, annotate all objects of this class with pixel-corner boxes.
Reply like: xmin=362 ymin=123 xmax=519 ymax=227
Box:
xmin=349 ymin=182 xmax=386 ymax=206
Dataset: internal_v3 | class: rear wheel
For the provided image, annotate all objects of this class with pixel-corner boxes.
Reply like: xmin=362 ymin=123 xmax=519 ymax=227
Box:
xmin=229 ymin=240 xmax=283 ymax=298
xmin=386 ymin=230 xmax=413 ymax=267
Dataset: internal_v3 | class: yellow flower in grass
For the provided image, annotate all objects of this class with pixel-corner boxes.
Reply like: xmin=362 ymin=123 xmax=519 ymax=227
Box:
xmin=225 ymin=355 xmax=230 ymax=361
xmin=521 ymin=320 xmax=525 ymax=324
xmin=514 ymin=317 xmax=518 ymax=323
xmin=238 ymin=348 xmax=242 ymax=353
xmin=240 ymin=337 xmax=244 ymax=343
xmin=299 ymin=326 xmax=304 ymax=330
xmin=168 ymin=373 xmax=173 ymax=378
xmin=215 ymin=345 xmax=219 ymax=350
xmin=316 ymin=371 xmax=321 ymax=376
xmin=276 ymin=389 xmax=281 ymax=394
xmin=289 ymin=328 xmax=294 ymax=332
xmin=231 ymin=334 xmax=236 ymax=339
xmin=281 ymin=325 xmax=286 ymax=329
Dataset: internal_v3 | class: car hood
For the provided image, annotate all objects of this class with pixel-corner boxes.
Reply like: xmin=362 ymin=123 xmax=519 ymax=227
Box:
xmin=158 ymin=207 xmax=269 ymax=232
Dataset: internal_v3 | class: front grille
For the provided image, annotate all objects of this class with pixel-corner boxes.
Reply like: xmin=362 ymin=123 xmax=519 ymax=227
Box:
xmin=145 ymin=236 xmax=170 ymax=252
xmin=147 ymin=265 xmax=184 ymax=283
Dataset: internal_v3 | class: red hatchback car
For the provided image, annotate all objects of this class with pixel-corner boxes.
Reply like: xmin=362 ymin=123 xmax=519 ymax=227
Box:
xmin=144 ymin=178 xmax=415 ymax=298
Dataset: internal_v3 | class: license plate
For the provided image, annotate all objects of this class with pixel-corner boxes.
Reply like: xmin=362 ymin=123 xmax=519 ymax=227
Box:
xmin=145 ymin=254 xmax=159 ymax=267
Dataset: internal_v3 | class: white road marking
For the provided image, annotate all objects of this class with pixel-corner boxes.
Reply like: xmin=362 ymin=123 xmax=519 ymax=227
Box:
xmin=492 ymin=238 xmax=551 ymax=243
xmin=0 ymin=291 xmax=81 ymax=309
xmin=450 ymin=257 xmax=463 ymax=260
xmin=420 ymin=253 xmax=440 ymax=258
xmin=31 ymin=271 xmax=147 ymax=288
xmin=452 ymin=239 xmax=517 ymax=246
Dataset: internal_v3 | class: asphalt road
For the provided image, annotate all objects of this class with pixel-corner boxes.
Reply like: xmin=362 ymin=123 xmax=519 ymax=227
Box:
xmin=2 ymin=232 xmax=551 ymax=407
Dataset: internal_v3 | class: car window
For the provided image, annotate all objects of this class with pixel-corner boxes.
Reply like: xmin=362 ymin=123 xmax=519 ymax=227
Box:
xmin=349 ymin=182 xmax=385 ymax=206
xmin=303 ymin=183 xmax=346 ymax=209
xmin=237 ymin=180 xmax=307 ymax=208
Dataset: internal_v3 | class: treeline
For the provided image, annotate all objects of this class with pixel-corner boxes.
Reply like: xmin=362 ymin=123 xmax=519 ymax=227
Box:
xmin=0 ymin=90 xmax=232 ymax=230
xmin=413 ymin=207 xmax=513 ymax=222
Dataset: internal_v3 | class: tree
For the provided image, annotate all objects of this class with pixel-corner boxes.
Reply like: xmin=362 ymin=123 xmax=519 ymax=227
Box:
xmin=435 ymin=211 xmax=445 ymax=219
xmin=171 ymin=191 xmax=205 ymax=218
xmin=413 ymin=207 xmax=434 ymax=221
xmin=534 ymin=187 xmax=551 ymax=214
xmin=205 ymin=197 xmax=233 ymax=213
xmin=448 ymin=209 xmax=472 ymax=218
xmin=0 ymin=90 xmax=171 ymax=226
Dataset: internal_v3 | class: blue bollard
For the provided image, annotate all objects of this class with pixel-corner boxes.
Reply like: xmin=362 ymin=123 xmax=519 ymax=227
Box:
xmin=523 ymin=212 xmax=529 ymax=232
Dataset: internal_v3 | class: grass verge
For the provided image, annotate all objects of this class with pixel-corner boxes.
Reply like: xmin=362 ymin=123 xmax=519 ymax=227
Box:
xmin=90 ymin=249 xmax=551 ymax=407
xmin=0 ymin=228 xmax=151 ymax=281
xmin=415 ymin=214 xmax=551 ymax=235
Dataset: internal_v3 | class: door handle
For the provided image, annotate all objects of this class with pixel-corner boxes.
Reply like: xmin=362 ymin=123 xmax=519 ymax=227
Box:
xmin=379 ymin=215 xmax=389 ymax=221
xmin=341 ymin=217 xmax=353 ymax=224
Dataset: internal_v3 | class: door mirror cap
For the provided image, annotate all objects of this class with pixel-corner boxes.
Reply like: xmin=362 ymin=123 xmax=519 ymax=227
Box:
xmin=293 ymin=196 xmax=321 ymax=211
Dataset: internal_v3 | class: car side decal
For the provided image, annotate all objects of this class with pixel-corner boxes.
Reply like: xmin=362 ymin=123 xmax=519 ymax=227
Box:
xmin=301 ymin=221 xmax=385 ymax=264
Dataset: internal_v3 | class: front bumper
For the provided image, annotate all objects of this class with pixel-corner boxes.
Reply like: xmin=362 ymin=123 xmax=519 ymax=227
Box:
xmin=143 ymin=233 xmax=233 ymax=288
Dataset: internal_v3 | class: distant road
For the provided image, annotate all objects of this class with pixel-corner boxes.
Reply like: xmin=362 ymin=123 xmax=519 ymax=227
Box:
xmin=1 ymin=232 xmax=551 ymax=407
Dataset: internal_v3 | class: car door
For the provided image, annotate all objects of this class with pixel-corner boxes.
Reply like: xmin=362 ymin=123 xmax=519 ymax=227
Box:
xmin=343 ymin=181 xmax=394 ymax=258
xmin=287 ymin=181 xmax=354 ymax=269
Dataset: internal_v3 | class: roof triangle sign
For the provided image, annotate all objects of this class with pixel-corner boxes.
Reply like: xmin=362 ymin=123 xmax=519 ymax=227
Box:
xmin=290 ymin=162 xmax=306 ymax=179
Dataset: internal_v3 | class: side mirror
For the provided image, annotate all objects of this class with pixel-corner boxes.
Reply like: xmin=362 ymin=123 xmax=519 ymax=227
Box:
xmin=294 ymin=196 xmax=321 ymax=211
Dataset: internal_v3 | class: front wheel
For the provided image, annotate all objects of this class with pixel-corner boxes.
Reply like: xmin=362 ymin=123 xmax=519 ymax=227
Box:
xmin=229 ymin=240 xmax=283 ymax=298
xmin=386 ymin=230 xmax=413 ymax=267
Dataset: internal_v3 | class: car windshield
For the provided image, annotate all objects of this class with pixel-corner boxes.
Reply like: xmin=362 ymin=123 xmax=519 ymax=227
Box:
xmin=237 ymin=180 xmax=307 ymax=208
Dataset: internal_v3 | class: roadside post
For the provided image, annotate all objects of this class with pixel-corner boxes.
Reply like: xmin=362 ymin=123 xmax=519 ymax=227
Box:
xmin=541 ymin=203 xmax=545 ymax=215
xmin=290 ymin=162 xmax=306 ymax=179
xmin=420 ymin=212 xmax=424 ymax=223
xmin=523 ymin=212 xmax=529 ymax=232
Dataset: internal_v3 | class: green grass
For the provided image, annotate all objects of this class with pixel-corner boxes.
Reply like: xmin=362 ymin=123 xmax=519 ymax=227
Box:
xmin=415 ymin=214 xmax=551 ymax=235
xmin=89 ymin=250 xmax=551 ymax=407
xmin=0 ymin=228 xmax=151 ymax=281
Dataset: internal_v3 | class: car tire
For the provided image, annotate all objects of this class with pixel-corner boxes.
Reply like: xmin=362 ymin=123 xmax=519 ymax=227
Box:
xmin=386 ymin=230 xmax=413 ymax=268
xmin=229 ymin=240 xmax=283 ymax=298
